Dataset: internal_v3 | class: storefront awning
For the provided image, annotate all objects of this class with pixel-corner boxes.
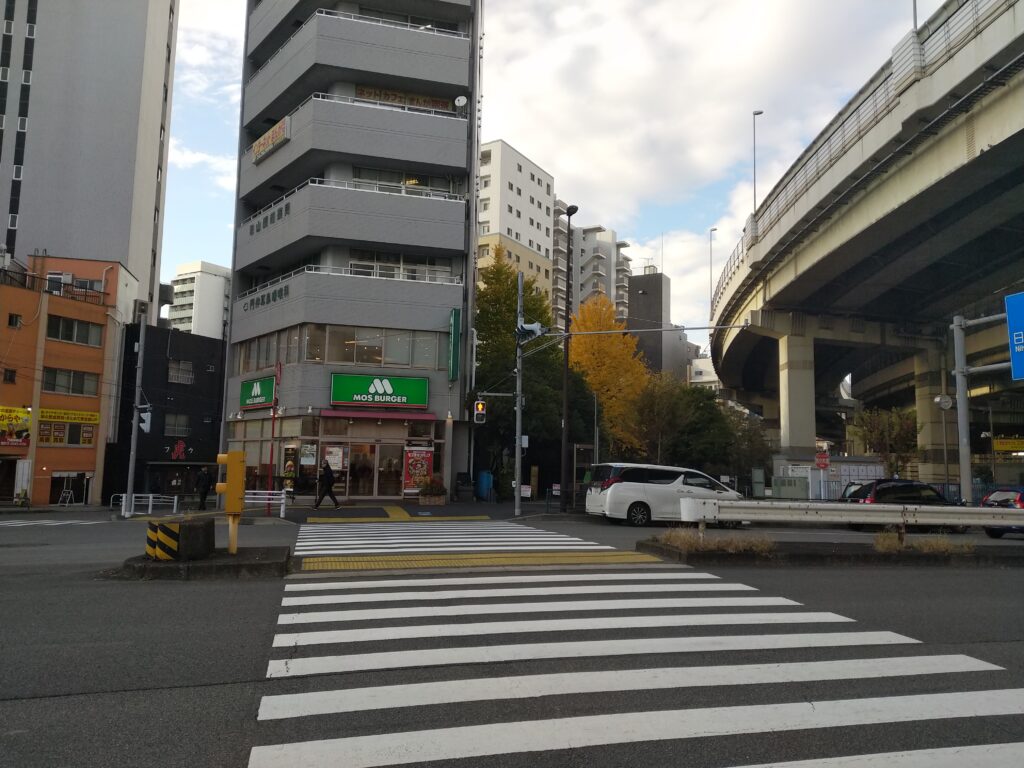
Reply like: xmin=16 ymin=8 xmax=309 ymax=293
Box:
xmin=322 ymin=409 xmax=438 ymax=422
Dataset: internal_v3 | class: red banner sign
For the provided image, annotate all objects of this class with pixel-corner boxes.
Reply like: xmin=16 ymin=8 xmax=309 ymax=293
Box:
xmin=403 ymin=448 xmax=434 ymax=494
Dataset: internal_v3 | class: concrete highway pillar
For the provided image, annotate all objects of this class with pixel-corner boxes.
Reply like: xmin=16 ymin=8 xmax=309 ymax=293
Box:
xmin=914 ymin=347 xmax=956 ymax=486
xmin=778 ymin=334 xmax=817 ymax=456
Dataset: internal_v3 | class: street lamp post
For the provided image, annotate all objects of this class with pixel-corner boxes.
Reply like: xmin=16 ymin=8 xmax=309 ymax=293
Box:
xmin=708 ymin=227 xmax=717 ymax=317
xmin=752 ymin=110 xmax=764 ymax=213
xmin=560 ymin=203 xmax=578 ymax=513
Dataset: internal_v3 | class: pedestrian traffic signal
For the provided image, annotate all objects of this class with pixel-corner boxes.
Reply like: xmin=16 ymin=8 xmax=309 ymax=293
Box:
xmin=514 ymin=321 xmax=547 ymax=344
xmin=138 ymin=406 xmax=152 ymax=434
xmin=473 ymin=400 xmax=487 ymax=424
xmin=216 ymin=451 xmax=245 ymax=515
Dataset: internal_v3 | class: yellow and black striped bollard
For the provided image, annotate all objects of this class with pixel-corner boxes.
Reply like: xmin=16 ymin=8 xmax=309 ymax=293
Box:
xmin=155 ymin=522 xmax=180 ymax=561
xmin=145 ymin=522 xmax=159 ymax=559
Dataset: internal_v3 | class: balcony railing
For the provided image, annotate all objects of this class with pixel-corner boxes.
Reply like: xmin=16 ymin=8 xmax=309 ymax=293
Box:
xmin=241 ymin=176 xmax=465 ymax=229
xmin=0 ymin=269 xmax=106 ymax=305
xmin=237 ymin=263 xmax=462 ymax=300
xmin=242 ymin=92 xmax=463 ymax=156
xmin=248 ymin=8 xmax=469 ymax=85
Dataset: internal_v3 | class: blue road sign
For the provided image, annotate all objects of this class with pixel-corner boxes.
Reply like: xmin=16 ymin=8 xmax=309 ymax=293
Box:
xmin=1006 ymin=291 xmax=1024 ymax=381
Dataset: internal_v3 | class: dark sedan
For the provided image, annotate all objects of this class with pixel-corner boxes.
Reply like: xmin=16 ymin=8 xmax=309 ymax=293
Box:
xmin=981 ymin=487 xmax=1024 ymax=539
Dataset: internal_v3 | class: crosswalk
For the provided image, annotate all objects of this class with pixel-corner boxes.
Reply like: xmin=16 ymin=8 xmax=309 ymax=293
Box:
xmin=293 ymin=521 xmax=615 ymax=556
xmin=247 ymin=565 xmax=1024 ymax=767
xmin=0 ymin=519 xmax=107 ymax=526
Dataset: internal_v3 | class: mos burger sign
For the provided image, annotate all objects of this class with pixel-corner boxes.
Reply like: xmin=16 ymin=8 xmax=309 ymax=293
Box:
xmin=331 ymin=374 xmax=428 ymax=409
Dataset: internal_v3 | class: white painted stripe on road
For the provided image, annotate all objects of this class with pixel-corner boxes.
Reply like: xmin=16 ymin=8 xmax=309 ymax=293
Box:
xmin=724 ymin=742 xmax=1024 ymax=767
xmin=281 ymin=582 xmax=756 ymax=606
xmin=249 ymin=686 xmax=1024 ymax=768
xmin=284 ymin=572 xmax=719 ymax=591
xmin=273 ymin=611 xmax=855 ymax=647
xmin=265 ymin=631 xmax=917 ymax=677
xmin=295 ymin=534 xmax=598 ymax=542
xmin=0 ymin=520 xmax=106 ymax=526
xmin=277 ymin=596 xmax=802 ymax=624
xmin=257 ymin=654 xmax=999 ymax=720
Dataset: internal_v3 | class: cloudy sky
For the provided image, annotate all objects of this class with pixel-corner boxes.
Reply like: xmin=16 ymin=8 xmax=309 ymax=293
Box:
xmin=163 ymin=0 xmax=944 ymax=349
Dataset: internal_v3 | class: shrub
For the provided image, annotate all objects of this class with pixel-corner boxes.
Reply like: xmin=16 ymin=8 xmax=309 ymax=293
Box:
xmin=418 ymin=473 xmax=447 ymax=497
xmin=658 ymin=528 xmax=775 ymax=556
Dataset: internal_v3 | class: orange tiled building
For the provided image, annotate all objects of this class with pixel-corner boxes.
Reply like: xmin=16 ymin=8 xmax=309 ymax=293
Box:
xmin=0 ymin=254 xmax=138 ymax=505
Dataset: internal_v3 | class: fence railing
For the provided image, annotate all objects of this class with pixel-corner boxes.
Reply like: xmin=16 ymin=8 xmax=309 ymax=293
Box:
xmin=711 ymin=0 xmax=1010 ymax=320
xmin=237 ymin=263 xmax=462 ymax=300
xmin=1 ymin=269 xmax=107 ymax=305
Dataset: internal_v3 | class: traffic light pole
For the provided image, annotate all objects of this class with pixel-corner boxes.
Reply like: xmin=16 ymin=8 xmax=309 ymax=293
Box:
xmin=124 ymin=319 xmax=146 ymax=518
xmin=514 ymin=272 xmax=524 ymax=518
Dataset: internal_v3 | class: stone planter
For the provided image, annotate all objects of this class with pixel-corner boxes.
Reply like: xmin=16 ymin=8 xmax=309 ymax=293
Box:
xmin=419 ymin=495 xmax=446 ymax=505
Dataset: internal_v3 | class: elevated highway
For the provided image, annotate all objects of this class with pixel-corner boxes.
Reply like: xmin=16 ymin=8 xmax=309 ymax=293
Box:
xmin=710 ymin=0 xmax=1024 ymax=483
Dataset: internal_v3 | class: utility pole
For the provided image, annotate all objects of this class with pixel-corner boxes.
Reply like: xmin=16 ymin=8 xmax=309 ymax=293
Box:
xmin=514 ymin=272 xmax=524 ymax=518
xmin=124 ymin=318 xmax=146 ymax=517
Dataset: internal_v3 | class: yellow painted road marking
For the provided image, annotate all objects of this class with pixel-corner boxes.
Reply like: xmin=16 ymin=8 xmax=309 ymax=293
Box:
xmin=299 ymin=551 xmax=659 ymax=571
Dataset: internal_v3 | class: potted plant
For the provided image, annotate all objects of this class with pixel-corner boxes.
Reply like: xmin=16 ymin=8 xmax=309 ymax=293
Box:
xmin=418 ymin=473 xmax=448 ymax=505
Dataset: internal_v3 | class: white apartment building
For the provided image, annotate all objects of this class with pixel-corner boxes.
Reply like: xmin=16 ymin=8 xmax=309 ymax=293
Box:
xmin=477 ymin=140 xmax=556 ymax=302
xmin=169 ymin=260 xmax=230 ymax=339
xmin=577 ymin=225 xmax=631 ymax=321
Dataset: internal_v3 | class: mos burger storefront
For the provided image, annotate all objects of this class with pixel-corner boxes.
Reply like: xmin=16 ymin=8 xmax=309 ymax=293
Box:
xmin=229 ymin=373 xmax=448 ymax=500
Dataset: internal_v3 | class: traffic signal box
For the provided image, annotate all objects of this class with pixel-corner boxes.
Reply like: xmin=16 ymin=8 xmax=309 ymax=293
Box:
xmin=216 ymin=451 xmax=246 ymax=554
xmin=473 ymin=400 xmax=486 ymax=424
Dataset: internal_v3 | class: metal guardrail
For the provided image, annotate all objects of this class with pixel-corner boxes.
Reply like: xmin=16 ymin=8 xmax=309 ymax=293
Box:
xmin=245 ymin=490 xmax=288 ymax=518
xmin=236 ymin=263 xmax=462 ymax=299
xmin=120 ymin=494 xmax=180 ymax=519
xmin=680 ymin=498 xmax=1020 ymax=530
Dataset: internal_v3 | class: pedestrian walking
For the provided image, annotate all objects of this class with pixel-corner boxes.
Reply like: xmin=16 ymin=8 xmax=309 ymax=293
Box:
xmin=313 ymin=459 xmax=340 ymax=509
xmin=195 ymin=466 xmax=212 ymax=510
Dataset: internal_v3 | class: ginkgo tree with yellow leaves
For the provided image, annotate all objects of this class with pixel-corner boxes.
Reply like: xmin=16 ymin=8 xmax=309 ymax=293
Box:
xmin=569 ymin=294 xmax=650 ymax=456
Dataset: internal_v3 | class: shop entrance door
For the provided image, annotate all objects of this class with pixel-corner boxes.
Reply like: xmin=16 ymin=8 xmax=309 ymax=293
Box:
xmin=347 ymin=444 xmax=376 ymax=497
xmin=376 ymin=445 xmax=403 ymax=497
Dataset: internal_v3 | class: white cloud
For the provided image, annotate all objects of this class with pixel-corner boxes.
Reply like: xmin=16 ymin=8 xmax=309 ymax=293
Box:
xmin=173 ymin=0 xmax=245 ymax=106
xmin=168 ymin=137 xmax=237 ymax=192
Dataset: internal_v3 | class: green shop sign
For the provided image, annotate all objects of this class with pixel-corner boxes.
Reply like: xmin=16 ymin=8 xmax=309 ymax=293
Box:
xmin=240 ymin=376 xmax=275 ymax=410
xmin=331 ymin=374 xmax=428 ymax=409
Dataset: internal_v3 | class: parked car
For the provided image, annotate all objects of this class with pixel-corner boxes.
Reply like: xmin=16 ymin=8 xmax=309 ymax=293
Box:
xmin=585 ymin=462 xmax=742 ymax=526
xmin=840 ymin=479 xmax=951 ymax=505
xmin=841 ymin=479 xmax=956 ymax=532
xmin=980 ymin=487 xmax=1024 ymax=539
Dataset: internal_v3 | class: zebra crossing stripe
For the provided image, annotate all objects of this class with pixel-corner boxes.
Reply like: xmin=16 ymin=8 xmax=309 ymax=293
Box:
xmin=293 ymin=545 xmax=616 ymax=555
xmin=0 ymin=520 xmax=106 ymax=526
xmin=280 ymin=582 xmax=757 ymax=607
xmin=248 ymin=688 xmax=1024 ymax=768
xmin=724 ymin=742 xmax=1024 ymax=767
xmin=265 ymin=631 xmax=918 ymax=677
xmin=273 ymin=611 xmax=854 ymax=647
xmin=277 ymin=596 xmax=802 ymax=625
xmin=283 ymin=572 xmax=716 ymax=591
xmin=257 ymin=653 xmax=1000 ymax=720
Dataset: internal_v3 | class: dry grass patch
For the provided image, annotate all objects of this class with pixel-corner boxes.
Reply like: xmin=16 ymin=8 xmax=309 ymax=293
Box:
xmin=872 ymin=531 xmax=975 ymax=555
xmin=659 ymin=527 xmax=775 ymax=556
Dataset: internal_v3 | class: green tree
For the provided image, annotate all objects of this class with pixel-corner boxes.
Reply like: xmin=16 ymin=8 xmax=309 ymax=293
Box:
xmin=662 ymin=386 xmax=734 ymax=472
xmin=723 ymin=408 xmax=773 ymax=491
xmin=473 ymin=245 xmax=592 ymax=496
xmin=850 ymin=407 xmax=921 ymax=476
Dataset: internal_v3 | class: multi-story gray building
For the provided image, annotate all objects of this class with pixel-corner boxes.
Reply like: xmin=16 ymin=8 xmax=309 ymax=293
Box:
xmin=226 ymin=1 xmax=481 ymax=499
xmin=0 ymin=0 xmax=177 ymax=320
xmin=577 ymin=225 xmax=630 ymax=321
xmin=626 ymin=267 xmax=689 ymax=379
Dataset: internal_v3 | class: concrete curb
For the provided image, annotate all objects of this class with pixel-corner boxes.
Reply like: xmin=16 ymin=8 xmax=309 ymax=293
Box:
xmin=111 ymin=546 xmax=291 ymax=580
xmin=636 ymin=540 xmax=1024 ymax=567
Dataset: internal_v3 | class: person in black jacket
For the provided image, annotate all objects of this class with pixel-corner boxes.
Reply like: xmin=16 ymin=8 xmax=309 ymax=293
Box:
xmin=313 ymin=459 xmax=340 ymax=509
xmin=195 ymin=466 xmax=212 ymax=510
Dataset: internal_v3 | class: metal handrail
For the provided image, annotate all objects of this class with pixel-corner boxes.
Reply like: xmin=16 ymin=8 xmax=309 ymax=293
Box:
xmin=242 ymin=92 xmax=463 ymax=156
xmin=241 ymin=177 xmax=465 ymax=227
xmin=236 ymin=264 xmax=463 ymax=299
xmin=711 ymin=0 xmax=1009 ymax=319
xmin=0 ymin=269 xmax=106 ymax=305
xmin=248 ymin=8 xmax=468 ymax=85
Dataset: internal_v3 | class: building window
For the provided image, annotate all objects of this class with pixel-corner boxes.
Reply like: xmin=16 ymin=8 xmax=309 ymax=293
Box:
xmin=42 ymin=367 xmax=99 ymax=396
xmin=480 ymin=175 xmax=490 ymax=188
xmin=507 ymin=204 xmax=512 ymax=214
xmin=167 ymin=359 xmax=194 ymax=384
xmin=21 ymin=70 xmax=29 ymax=84
xmin=530 ymin=172 xmax=535 ymax=181
xmin=46 ymin=315 xmax=103 ymax=346
xmin=26 ymin=23 xmax=35 ymax=38
xmin=16 ymin=116 xmax=25 ymax=131
xmin=164 ymin=413 xmax=191 ymax=437
xmin=480 ymin=198 xmax=489 ymax=211
xmin=479 ymin=222 xmax=490 ymax=235
xmin=516 ymin=187 xmax=521 ymax=196
xmin=8 ymin=213 xmax=16 ymax=229
xmin=507 ymin=182 xmax=513 ymax=191
xmin=2 ymin=21 xmax=10 ymax=34
xmin=2 ymin=368 xmax=14 ymax=383
xmin=506 ymin=227 xmax=512 ymax=236
xmin=0 ymin=68 xmax=7 ymax=83
xmin=480 ymin=150 xmax=490 ymax=165
xmin=517 ymin=163 xmax=522 ymax=172
xmin=7 ymin=313 xmax=20 ymax=328
xmin=12 ymin=164 xmax=21 ymax=179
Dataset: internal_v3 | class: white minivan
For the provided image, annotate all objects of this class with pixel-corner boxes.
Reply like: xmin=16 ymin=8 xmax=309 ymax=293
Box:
xmin=585 ymin=462 xmax=742 ymax=525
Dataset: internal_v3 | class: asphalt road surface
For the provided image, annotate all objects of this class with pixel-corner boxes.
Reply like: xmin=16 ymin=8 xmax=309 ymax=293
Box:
xmin=1 ymin=512 xmax=1022 ymax=767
